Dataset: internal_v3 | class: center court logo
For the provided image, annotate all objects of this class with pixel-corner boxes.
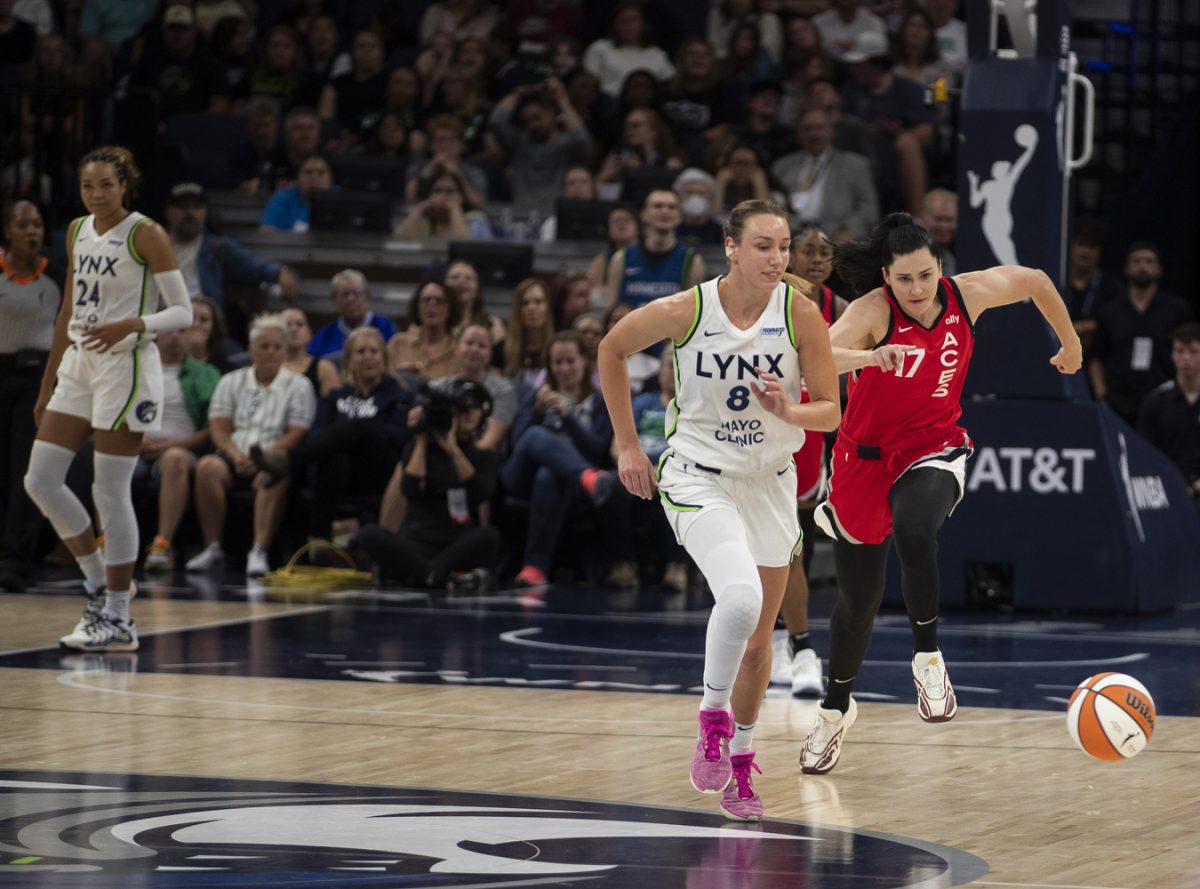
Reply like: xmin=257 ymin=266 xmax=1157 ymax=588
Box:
xmin=0 ymin=771 xmax=987 ymax=888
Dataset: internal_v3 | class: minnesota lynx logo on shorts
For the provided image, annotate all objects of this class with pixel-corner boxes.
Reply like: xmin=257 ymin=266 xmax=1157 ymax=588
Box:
xmin=135 ymin=400 xmax=158 ymax=423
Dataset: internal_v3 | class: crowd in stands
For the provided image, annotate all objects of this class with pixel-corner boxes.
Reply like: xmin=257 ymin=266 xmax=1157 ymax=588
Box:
xmin=0 ymin=0 xmax=1197 ymax=595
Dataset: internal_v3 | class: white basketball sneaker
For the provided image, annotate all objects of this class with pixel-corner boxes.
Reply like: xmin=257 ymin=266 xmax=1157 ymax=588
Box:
xmin=799 ymin=697 xmax=858 ymax=775
xmin=912 ymin=650 xmax=958 ymax=723
xmin=789 ymin=648 xmax=825 ymax=697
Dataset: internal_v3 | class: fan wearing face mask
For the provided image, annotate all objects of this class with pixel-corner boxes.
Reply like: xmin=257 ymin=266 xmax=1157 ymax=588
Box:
xmin=674 ymin=168 xmax=724 ymax=246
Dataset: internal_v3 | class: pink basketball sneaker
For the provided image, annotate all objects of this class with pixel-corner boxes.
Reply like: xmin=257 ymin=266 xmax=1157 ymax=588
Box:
xmin=689 ymin=708 xmax=733 ymax=793
xmin=720 ymin=751 xmax=763 ymax=822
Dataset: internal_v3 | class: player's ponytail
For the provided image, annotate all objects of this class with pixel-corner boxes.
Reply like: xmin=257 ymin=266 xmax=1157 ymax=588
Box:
xmin=833 ymin=212 xmax=938 ymax=297
xmin=79 ymin=146 xmax=143 ymax=208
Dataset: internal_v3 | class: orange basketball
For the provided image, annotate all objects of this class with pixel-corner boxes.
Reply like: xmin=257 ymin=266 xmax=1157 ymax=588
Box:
xmin=1066 ymin=672 xmax=1156 ymax=761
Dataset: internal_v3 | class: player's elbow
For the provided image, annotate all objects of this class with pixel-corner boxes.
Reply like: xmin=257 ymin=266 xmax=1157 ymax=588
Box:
xmin=811 ymin=398 xmax=841 ymax=432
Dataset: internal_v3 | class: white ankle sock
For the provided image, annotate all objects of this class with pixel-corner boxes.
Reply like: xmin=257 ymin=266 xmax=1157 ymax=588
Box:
xmin=77 ymin=550 xmax=106 ymax=589
xmin=105 ymin=588 xmax=132 ymax=621
xmin=731 ymin=722 xmax=756 ymax=754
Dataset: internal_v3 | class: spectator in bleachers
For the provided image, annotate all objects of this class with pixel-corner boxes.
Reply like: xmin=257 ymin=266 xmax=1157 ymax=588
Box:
xmin=261 ymin=326 xmax=414 ymax=542
xmin=925 ymin=0 xmax=967 ymax=73
xmin=892 ymin=8 xmax=954 ymax=89
xmin=382 ymin=67 xmax=427 ymax=145
xmin=128 ymin=5 xmax=231 ymax=119
xmin=549 ymin=36 xmax=584 ymax=79
xmin=446 ymin=259 xmax=506 ymax=345
xmin=708 ymin=0 xmax=783 ymax=67
xmin=586 ymin=204 xmax=639 ymax=290
xmin=674 ymin=168 xmax=724 ymax=246
xmin=247 ymin=24 xmax=310 ymax=113
xmin=420 ymin=0 xmax=499 ymax=45
xmin=779 ymin=49 xmax=837 ymax=128
xmin=782 ymin=14 xmax=824 ymax=66
xmin=318 ymin=26 xmax=389 ymax=153
xmin=77 ymin=0 xmax=158 ymax=83
xmin=388 ymin=279 xmax=462 ymax=380
xmin=503 ymin=277 xmax=555 ymax=391
xmin=1066 ymin=220 xmax=1124 ymax=349
xmin=140 ymin=328 xmax=222 ymax=573
xmin=436 ymin=323 xmax=518 ymax=451
xmin=582 ymin=3 xmax=675 ymax=97
xmin=803 ymin=77 xmax=875 ymax=160
xmin=813 ymin=0 xmax=887 ymax=62
xmin=502 ymin=331 xmax=620 ymax=587
xmin=282 ymin=307 xmax=341 ymax=397
xmin=431 ymin=71 xmax=496 ymax=162
xmin=404 ymin=114 xmax=489 ymax=206
xmin=727 ymin=79 xmax=796 ymax=173
xmin=840 ymin=29 xmax=934 ymax=216
xmin=415 ymin=29 xmax=456 ymax=108
xmin=1137 ymin=323 xmax=1200 ymax=511
xmin=233 ymin=97 xmax=285 ymax=193
xmin=259 ymin=153 xmax=334 ymax=232
xmin=596 ymin=109 xmax=682 ymax=199
xmin=491 ymin=78 xmax=594 ymax=217
xmin=209 ymin=14 xmax=254 ymax=99
xmin=309 ymin=268 xmax=397 ymax=360
xmin=615 ymin=68 xmax=666 ymax=120
xmin=395 ymin=165 xmax=495 ymax=241
xmin=364 ymin=110 xmax=416 ymax=161
xmin=720 ymin=20 xmax=777 ymax=103
xmin=572 ymin=313 xmax=604 ymax=368
xmin=0 ymin=0 xmax=37 ymax=82
xmin=355 ymin=378 xmax=501 ymax=591
xmin=186 ymin=313 xmax=317 ymax=578
xmin=166 ymin=181 xmax=301 ymax=309
xmin=303 ymin=12 xmax=352 ymax=93
xmin=260 ymin=106 xmax=321 ymax=192
xmin=772 ymin=106 xmax=879 ymax=243
xmin=661 ymin=38 xmax=734 ymax=168
xmin=714 ymin=143 xmax=771 ymax=215
xmin=1089 ymin=243 xmax=1195 ymax=425
xmin=563 ymin=66 xmax=616 ymax=143
xmin=918 ymin=186 xmax=957 ymax=275
xmin=540 ymin=165 xmax=597 ymax=242
xmin=187 ymin=297 xmax=239 ymax=374
xmin=553 ymin=273 xmax=594 ymax=331
xmin=0 ymin=200 xmax=57 ymax=592
xmin=605 ymin=189 xmax=706 ymax=311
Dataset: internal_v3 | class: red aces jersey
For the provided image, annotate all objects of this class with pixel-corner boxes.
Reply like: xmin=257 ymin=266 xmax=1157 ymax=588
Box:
xmin=817 ymin=285 xmax=837 ymax=326
xmin=842 ymin=276 xmax=975 ymax=448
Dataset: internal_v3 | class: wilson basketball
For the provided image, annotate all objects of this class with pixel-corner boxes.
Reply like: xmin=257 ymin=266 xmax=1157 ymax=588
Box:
xmin=1066 ymin=672 xmax=1156 ymax=761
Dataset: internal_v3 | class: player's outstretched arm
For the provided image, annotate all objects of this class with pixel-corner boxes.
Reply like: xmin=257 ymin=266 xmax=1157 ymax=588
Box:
xmin=956 ymin=265 xmax=1082 ymax=374
xmin=827 ymin=291 xmax=914 ymax=374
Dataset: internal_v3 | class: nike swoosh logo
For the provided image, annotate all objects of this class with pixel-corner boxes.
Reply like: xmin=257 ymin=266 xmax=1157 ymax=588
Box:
xmin=703 ymin=330 xmax=720 ymax=337
xmin=898 ymin=326 xmax=913 ymax=332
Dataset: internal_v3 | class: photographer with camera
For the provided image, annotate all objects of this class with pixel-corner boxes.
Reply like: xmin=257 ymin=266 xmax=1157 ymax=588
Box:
xmin=354 ymin=380 xmax=501 ymax=591
xmin=489 ymin=76 xmax=593 ymax=218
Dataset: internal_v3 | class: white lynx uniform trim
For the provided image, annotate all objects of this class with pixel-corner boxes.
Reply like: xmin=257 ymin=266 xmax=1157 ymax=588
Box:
xmin=667 ymin=277 xmax=805 ymax=476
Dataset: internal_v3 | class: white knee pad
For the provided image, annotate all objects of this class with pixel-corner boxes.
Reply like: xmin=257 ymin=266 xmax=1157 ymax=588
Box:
xmin=24 ymin=441 xmax=91 ymax=539
xmin=92 ymin=452 xmax=139 ymax=566
xmin=686 ymin=510 xmax=764 ymax=645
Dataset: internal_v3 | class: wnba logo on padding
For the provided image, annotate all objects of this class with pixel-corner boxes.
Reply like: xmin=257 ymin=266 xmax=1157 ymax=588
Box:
xmin=135 ymin=401 xmax=157 ymax=423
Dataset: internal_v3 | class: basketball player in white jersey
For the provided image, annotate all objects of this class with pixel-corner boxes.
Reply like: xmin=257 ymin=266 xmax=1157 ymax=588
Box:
xmin=597 ymin=200 xmax=840 ymax=821
xmin=25 ymin=146 xmax=193 ymax=651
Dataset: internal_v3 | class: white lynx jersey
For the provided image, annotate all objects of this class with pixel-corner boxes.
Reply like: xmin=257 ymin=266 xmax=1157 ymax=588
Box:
xmin=68 ymin=212 xmax=158 ymax=352
xmin=666 ymin=276 xmax=806 ymax=475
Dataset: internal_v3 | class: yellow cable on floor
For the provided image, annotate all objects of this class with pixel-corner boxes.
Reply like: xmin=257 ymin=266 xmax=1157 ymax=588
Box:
xmin=260 ymin=539 xmax=373 ymax=593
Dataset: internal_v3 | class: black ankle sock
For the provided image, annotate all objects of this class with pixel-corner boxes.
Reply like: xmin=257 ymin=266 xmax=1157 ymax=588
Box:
xmin=787 ymin=631 xmax=811 ymax=658
xmin=822 ymin=677 xmax=854 ymax=713
xmin=910 ymin=614 xmax=938 ymax=653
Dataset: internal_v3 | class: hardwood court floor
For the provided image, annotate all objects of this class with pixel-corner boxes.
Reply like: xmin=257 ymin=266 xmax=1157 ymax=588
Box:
xmin=1 ymin=584 xmax=1197 ymax=889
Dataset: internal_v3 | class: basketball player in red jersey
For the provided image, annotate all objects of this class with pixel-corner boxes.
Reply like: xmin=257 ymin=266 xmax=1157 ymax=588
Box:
xmin=774 ymin=223 xmax=851 ymax=696
xmin=799 ymin=213 xmax=1082 ymax=774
